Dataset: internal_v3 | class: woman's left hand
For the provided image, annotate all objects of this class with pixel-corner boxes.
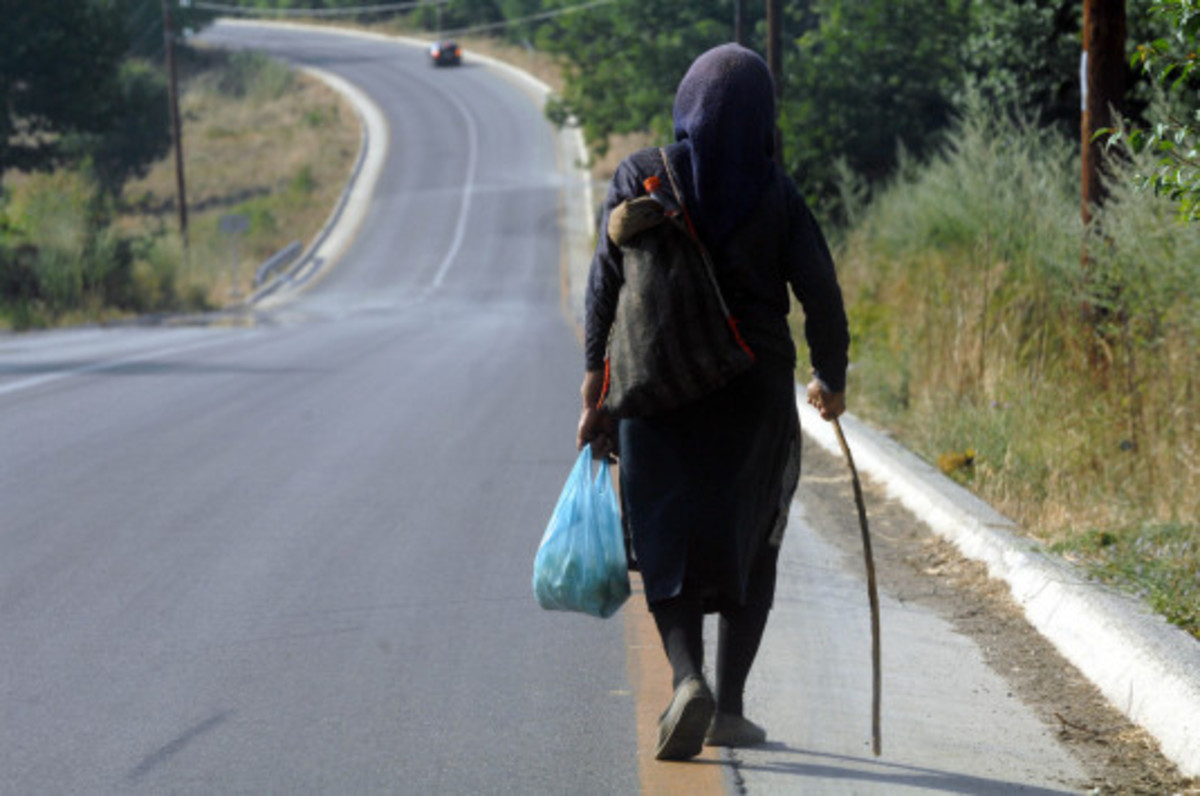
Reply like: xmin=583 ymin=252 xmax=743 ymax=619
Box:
xmin=577 ymin=370 xmax=615 ymax=457
xmin=806 ymin=378 xmax=846 ymax=421
xmin=577 ymin=406 xmax=615 ymax=458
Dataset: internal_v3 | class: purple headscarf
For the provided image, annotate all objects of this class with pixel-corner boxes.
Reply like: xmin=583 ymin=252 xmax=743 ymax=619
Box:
xmin=668 ymin=44 xmax=778 ymax=245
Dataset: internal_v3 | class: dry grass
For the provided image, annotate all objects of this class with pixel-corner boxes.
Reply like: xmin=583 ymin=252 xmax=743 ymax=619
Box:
xmin=457 ymin=34 xmax=567 ymax=94
xmin=119 ymin=48 xmax=360 ymax=303
xmin=814 ymin=100 xmax=1200 ymax=636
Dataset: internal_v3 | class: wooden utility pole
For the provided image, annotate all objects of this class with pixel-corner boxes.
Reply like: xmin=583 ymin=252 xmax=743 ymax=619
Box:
xmin=163 ymin=0 xmax=189 ymax=249
xmin=734 ymin=0 xmax=746 ymax=46
xmin=1081 ymin=0 xmax=1126 ymax=227
xmin=766 ymin=0 xmax=783 ymax=163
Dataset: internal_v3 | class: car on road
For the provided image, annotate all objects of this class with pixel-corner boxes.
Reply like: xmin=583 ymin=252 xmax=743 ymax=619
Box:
xmin=429 ymin=40 xmax=461 ymax=67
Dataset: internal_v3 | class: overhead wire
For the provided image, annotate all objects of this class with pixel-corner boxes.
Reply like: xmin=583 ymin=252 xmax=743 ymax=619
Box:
xmin=437 ymin=0 xmax=617 ymax=37
xmin=191 ymin=0 xmax=449 ymax=17
xmin=188 ymin=0 xmax=617 ymax=33
xmin=130 ymin=14 xmax=164 ymax=52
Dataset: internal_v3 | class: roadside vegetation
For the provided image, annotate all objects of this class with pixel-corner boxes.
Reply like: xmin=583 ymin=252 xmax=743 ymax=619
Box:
xmin=119 ymin=48 xmax=359 ymax=308
xmin=821 ymin=99 xmax=1199 ymax=638
xmin=0 ymin=2 xmax=358 ymax=330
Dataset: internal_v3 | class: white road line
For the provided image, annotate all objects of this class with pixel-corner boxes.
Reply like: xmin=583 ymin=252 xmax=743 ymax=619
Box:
xmin=0 ymin=334 xmax=242 ymax=399
xmin=423 ymin=76 xmax=481 ymax=296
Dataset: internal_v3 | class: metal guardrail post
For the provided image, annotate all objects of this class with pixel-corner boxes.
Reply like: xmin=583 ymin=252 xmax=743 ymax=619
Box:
xmin=254 ymin=240 xmax=304 ymax=287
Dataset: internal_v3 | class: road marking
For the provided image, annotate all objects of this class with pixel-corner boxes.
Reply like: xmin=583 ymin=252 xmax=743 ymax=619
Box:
xmin=0 ymin=333 xmax=241 ymax=399
xmin=422 ymin=73 xmax=481 ymax=297
xmin=624 ymin=575 xmax=725 ymax=794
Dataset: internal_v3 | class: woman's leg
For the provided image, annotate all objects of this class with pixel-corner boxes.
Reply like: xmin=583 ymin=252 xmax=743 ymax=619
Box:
xmin=650 ymin=594 xmax=715 ymax=760
xmin=715 ymin=542 xmax=779 ymax=716
xmin=650 ymin=595 xmax=705 ymax=688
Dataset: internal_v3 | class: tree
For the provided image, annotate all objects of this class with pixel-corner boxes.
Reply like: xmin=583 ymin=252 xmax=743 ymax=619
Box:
xmin=536 ymin=0 xmax=970 ymax=206
xmin=496 ymin=0 xmax=549 ymax=43
xmin=961 ymin=0 xmax=1082 ymax=140
xmin=0 ymin=0 xmax=128 ymax=175
xmin=1 ymin=1 xmax=196 ymax=196
xmin=67 ymin=60 xmax=172 ymax=198
xmin=123 ymin=0 xmax=216 ymax=59
xmin=536 ymin=0 xmax=744 ymax=158
xmin=1113 ymin=0 xmax=1200 ymax=219
xmin=781 ymin=0 xmax=969 ymax=205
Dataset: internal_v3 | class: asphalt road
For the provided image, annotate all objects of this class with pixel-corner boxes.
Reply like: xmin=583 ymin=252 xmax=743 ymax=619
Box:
xmin=1 ymin=24 xmax=635 ymax=794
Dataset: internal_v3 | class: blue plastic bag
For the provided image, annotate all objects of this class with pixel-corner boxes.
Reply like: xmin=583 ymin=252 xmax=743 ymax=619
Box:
xmin=533 ymin=445 xmax=631 ymax=619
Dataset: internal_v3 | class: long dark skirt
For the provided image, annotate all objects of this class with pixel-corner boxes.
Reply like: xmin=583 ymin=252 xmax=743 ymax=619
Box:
xmin=618 ymin=357 xmax=800 ymax=610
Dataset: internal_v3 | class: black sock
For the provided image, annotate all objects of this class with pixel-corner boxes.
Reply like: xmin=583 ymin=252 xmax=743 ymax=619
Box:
xmin=715 ymin=605 xmax=769 ymax=715
xmin=651 ymin=596 xmax=705 ymax=689
xmin=715 ymin=544 xmax=779 ymax=715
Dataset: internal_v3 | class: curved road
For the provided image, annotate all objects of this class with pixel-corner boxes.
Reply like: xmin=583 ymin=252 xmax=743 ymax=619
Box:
xmin=1 ymin=22 xmax=634 ymax=794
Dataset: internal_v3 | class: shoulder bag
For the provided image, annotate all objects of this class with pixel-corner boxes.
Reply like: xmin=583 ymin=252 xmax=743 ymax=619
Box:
xmin=599 ymin=148 xmax=755 ymax=418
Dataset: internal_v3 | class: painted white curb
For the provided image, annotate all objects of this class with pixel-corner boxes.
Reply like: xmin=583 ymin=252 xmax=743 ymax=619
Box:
xmin=279 ymin=66 xmax=388 ymax=293
xmin=796 ymin=396 xmax=1200 ymax=777
xmin=209 ymin=21 xmax=390 ymax=306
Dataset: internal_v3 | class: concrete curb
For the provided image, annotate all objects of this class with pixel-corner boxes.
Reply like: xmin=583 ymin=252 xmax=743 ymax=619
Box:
xmin=255 ymin=65 xmax=386 ymax=303
xmin=208 ymin=21 xmax=391 ymax=308
xmin=796 ymin=398 xmax=1200 ymax=778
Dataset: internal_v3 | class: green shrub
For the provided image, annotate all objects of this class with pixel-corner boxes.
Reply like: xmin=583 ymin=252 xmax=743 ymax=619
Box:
xmin=1053 ymin=522 xmax=1200 ymax=639
xmin=216 ymin=51 xmax=294 ymax=102
xmin=824 ymin=95 xmax=1200 ymax=635
xmin=0 ymin=170 xmax=209 ymax=324
xmin=289 ymin=165 xmax=316 ymax=198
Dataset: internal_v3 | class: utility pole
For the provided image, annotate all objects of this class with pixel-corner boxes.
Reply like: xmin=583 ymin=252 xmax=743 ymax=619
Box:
xmin=1081 ymin=0 xmax=1126 ymax=227
xmin=767 ymin=0 xmax=783 ymax=164
xmin=734 ymin=0 xmax=746 ymax=46
xmin=1080 ymin=0 xmax=1126 ymax=356
xmin=163 ymin=0 xmax=189 ymax=250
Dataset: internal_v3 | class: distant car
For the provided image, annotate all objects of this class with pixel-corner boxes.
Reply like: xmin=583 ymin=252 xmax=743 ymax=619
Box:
xmin=429 ymin=40 xmax=461 ymax=67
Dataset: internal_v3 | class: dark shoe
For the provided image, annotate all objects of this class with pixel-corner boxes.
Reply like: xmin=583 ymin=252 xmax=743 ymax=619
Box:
xmin=704 ymin=712 xmax=767 ymax=747
xmin=654 ymin=676 xmax=716 ymax=761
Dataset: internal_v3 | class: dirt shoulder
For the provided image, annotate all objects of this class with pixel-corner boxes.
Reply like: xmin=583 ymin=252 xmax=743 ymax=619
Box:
xmin=797 ymin=437 xmax=1198 ymax=795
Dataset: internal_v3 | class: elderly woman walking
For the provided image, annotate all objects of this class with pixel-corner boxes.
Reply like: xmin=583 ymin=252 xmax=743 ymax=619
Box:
xmin=576 ymin=43 xmax=850 ymax=761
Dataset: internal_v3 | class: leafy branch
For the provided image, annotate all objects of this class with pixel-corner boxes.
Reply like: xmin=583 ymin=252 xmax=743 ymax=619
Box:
xmin=1107 ymin=0 xmax=1200 ymax=221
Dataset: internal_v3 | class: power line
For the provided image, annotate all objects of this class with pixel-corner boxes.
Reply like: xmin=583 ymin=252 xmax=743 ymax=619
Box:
xmin=437 ymin=0 xmax=618 ymax=37
xmin=127 ymin=0 xmax=156 ymax=28
xmin=131 ymin=14 xmax=163 ymax=51
xmin=190 ymin=0 xmax=616 ymax=32
xmin=191 ymin=0 xmax=447 ymax=17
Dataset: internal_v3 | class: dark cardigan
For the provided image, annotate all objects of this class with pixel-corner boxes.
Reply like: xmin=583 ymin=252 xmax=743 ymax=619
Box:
xmin=587 ymin=147 xmax=849 ymax=607
xmin=583 ymin=43 xmax=850 ymax=608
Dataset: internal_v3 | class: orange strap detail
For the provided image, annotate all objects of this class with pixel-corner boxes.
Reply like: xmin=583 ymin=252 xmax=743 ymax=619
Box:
xmin=727 ymin=316 xmax=756 ymax=361
xmin=598 ymin=358 xmax=612 ymax=409
xmin=675 ymin=198 xmax=755 ymax=363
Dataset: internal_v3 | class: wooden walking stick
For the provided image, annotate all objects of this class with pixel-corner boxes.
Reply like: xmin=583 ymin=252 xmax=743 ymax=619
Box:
xmin=832 ymin=417 xmax=882 ymax=757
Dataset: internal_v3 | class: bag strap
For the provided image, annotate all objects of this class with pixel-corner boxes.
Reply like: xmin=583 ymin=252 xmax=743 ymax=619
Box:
xmin=658 ymin=148 xmax=754 ymax=360
xmin=598 ymin=149 xmax=759 ymax=410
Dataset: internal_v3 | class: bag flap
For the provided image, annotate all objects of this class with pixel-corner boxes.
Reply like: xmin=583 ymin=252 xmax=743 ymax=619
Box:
xmin=607 ymin=195 xmax=666 ymax=246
